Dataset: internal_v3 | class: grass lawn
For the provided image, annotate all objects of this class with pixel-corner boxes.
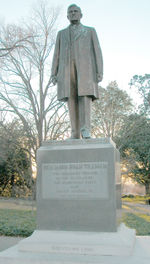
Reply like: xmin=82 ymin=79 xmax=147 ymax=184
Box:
xmin=0 ymin=209 xmax=36 ymax=237
xmin=122 ymin=212 xmax=150 ymax=236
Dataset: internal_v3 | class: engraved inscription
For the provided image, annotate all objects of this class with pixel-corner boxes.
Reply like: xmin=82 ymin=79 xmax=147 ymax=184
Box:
xmin=48 ymin=244 xmax=94 ymax=255
xmin=42 ymin=162 xmax=108 ymax=199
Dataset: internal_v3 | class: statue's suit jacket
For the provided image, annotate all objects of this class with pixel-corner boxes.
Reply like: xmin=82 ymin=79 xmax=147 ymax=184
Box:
xmin=51 ymin=23 xmax=103 ymax=102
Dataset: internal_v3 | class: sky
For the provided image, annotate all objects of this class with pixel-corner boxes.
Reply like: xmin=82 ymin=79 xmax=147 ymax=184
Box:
xmin=0 ymin=0 xmax=150 ymax=104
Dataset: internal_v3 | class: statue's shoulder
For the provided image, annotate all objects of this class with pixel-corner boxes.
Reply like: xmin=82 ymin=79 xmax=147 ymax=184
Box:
xmin=84 ymin=26 xmax=94 ymax=30
xmin=58 ymin=27 xmax=69 ymax=34
xmin=81 ymin=25 xmax=96 ymax=34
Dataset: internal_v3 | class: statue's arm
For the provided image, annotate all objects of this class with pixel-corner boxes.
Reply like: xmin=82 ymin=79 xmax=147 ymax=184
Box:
xmin=51 ymin=31 xmax=61 ymax=85
xmin=91 ymin=28 xmax=103 ymax=83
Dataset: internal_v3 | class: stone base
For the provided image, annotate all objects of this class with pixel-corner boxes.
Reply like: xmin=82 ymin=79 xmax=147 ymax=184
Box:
xmin=37 ymin=138 xmax=121 ymax=232
xmin=18 ymin=224 xmax=135 ymax=256
xmin=0 ymin=224 xmax=139 ymax=264
xmin=1 ymin=238 xmax=150 ymax=264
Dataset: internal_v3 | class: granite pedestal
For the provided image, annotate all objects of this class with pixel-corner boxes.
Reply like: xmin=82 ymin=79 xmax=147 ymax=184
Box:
xmin=37 ymin=138 xmax=121 ymax=232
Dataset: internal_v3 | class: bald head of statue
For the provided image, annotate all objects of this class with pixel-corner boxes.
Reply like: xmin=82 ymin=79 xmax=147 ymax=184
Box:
xmin=67 ymin=4 xmax=83 ymax=25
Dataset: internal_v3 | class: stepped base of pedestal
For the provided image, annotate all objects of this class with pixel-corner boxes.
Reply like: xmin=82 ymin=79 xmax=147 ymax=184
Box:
xmin=1 ymin=224 xmax=148 ymax=264
xmin=18 ymin=224 xmax=135 ymax=256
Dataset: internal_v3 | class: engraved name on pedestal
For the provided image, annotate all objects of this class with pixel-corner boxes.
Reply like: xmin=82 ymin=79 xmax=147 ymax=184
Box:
xmin=42 ymin=162 xmax=108 ymax=200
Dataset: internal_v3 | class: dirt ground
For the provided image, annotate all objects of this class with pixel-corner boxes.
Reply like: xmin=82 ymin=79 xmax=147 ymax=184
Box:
xmin=0 ymin=198 xmax=36 ymax=210
xmin=122 ymin=201 xmax=150 ymax=215
xmin=0 ymin=197 xmax=150 ymax=214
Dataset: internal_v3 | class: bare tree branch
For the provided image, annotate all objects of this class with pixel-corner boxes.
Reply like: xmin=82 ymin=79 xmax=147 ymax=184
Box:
xmin=0 ymin=1 xmax=68 ymax=163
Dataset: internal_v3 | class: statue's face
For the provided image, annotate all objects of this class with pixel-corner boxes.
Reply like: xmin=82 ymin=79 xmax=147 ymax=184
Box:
xmin=67 ymin=6 xmax=82 ymax=24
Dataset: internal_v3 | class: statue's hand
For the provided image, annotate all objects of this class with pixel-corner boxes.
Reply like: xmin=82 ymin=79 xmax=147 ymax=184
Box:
xmin=97 ymin=73 xmax=103 ymax=83
xmin=50 ymin=75 xmax=57 ymax=85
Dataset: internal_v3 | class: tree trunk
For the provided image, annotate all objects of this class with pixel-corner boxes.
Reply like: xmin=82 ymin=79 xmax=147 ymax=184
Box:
xmin=145 ymin=182 xmax=150 ymax=195
xmin=10 ymin=174 xmax=15 ymax=197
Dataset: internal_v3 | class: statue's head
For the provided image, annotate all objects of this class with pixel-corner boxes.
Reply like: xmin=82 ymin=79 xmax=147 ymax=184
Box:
xmin=67 ymin=4 xmax=82 ymax=24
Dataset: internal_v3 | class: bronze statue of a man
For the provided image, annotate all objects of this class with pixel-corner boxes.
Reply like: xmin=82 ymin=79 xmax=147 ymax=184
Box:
xmin=51 ymin=4 xmax=103 ymax=139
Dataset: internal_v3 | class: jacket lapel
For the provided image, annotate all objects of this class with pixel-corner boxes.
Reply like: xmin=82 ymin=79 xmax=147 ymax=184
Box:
xmin=64 ymin=24 xmax=88 ymax=44
xmin=63 ymin=27 xmax=70 ymax=46
xmin=74 ymin=24 xmax=88 ymax=40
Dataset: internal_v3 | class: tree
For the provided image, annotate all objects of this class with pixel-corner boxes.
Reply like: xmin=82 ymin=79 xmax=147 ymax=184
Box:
xmin=92 ymin=81 xmax=133 ymax=140
xmin=0 ymin=120 xmax=32 ymax=197
xmin=0 ymin=1 xmax=69 ymax=161
xmin=116 ymin=114 xmax=150 ymax=195
xmin=0 ymin=34 xmax=33 ymax=58
xmin=130 ymin=74 xmax=150 ymax=114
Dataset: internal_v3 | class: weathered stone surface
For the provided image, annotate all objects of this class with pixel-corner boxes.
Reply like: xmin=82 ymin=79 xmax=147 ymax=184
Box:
xmin=36 ymin=138 xmax=121 ymax=232
xmin=1 ymin=233 xmax=150 ymax=264
xmin=18 ymin=224 xmax=135 ymax=256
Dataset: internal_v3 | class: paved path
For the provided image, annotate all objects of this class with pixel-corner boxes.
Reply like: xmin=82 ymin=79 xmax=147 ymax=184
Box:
xmin=0 ymin=236 xmax=23 ymax=252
